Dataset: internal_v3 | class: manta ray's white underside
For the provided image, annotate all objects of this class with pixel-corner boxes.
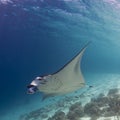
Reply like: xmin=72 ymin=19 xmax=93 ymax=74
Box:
xmin=37 ymin=43 xmax=89 ymax=96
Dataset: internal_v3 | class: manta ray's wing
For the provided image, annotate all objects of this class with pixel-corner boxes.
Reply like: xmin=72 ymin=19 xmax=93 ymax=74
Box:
xmin=50 ymin=43 xmax=89 ymax=93
xmin=38 ymin=42 xmax=89 ymax=95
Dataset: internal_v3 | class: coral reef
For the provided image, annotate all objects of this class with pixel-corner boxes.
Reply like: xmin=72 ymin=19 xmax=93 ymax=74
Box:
xmin=84 ymin=102 xmax=101 ymax=118
xmin=46 ymin=102 xmax=84 ymax=120
xmin=19 ymin=108 xmax=48 ymax=120
xmin=19 ymin=88 xmax=120 ymax=120
xmin=48 ymin=111 xmax=68 ymax=120
xmin=67 ymin=102 xmax=84 ymax=120
xmin=107 ymin=88 xmax=119 ymax=97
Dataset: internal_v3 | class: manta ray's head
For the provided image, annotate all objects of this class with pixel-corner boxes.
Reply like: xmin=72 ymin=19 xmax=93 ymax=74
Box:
xmin=27 ymin=77 xmax=42 ymax=94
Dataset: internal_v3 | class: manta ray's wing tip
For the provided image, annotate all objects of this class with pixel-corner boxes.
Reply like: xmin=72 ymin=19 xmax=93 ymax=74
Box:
xmin=83 ymin=41 xmax=91 ymax=49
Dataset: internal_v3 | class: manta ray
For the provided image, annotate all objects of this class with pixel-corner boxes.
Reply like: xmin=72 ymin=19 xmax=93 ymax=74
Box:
xmin=27 ymin=42 xmax=90 ymax=98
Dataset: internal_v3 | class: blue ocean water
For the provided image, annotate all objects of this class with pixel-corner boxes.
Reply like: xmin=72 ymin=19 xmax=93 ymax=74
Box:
xmin=0 ymin=0 xmax=120 ymax=120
